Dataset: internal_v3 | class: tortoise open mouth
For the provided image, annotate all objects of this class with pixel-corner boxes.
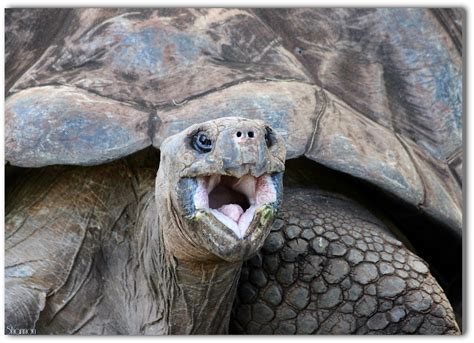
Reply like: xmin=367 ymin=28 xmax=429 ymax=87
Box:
xmin=178 ymin=173 xmax=282 ymax=239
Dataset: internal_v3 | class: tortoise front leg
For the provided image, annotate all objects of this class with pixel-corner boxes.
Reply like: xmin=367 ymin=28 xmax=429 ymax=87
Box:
xmin=231 ymin=188 xmax=460 ymax=335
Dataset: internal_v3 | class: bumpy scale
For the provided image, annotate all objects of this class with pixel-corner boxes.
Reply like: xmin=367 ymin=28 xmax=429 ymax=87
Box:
xmin=231 ymin=188 xmax=459 ymax=334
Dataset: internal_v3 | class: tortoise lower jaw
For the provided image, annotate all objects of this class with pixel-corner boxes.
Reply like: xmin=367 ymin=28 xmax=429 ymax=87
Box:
xmin=195 ymin=203 xmax=276 ymax=240
xmin=191 ymin=204 xmax=277 ymax=262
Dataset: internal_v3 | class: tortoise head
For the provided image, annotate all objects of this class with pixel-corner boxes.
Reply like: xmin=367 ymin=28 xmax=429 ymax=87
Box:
xmin=155 ymin=117 xmax=286 ymax=263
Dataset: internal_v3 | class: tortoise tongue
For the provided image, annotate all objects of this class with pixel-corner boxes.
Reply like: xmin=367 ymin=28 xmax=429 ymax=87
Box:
xmin=217 ymin=204 xmax=244 ymax=223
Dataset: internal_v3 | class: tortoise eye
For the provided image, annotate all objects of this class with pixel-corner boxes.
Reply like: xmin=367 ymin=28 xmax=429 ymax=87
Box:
xmin=264 ymin=126 xmax=274 ymax=148
xmin=191 ymin=131 xmax=213 ymax=153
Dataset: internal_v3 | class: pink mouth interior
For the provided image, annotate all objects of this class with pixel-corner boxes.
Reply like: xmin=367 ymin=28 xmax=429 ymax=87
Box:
xmin=194 ymin=174 xmax=277 ymax=238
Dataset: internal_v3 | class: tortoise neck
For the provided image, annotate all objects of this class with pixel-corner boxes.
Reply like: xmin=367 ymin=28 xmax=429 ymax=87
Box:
xmin=140 ymin=192 xmax=243 ymax=334
xmin=166 ymin=259 xmax=242 ymax=334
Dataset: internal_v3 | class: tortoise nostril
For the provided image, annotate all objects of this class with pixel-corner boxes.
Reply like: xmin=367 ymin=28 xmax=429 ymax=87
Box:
xmin=236 ymin=131 xmax=242 ymax=138
xmin=248 ymin=131 xmax=254 ymax=138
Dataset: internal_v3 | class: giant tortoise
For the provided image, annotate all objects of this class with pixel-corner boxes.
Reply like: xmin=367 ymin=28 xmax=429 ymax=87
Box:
xmin=5 ymin=8 xmax=462 ymax=335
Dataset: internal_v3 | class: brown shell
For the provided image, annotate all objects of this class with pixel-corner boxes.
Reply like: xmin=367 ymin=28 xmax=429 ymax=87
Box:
xmin=5 ymin=8 xmax=462 ymax=234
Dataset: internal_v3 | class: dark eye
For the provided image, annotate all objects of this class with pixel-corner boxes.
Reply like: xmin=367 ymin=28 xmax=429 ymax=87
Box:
xmin=191 ymin=131 xmax=213 ymax=153
xmin=264 ymin=126 xmax=274 ymax=147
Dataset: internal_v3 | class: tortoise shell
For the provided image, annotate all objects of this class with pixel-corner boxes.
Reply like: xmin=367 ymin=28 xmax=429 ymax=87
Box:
xmin=5 ymin=8 xmax=462 ymax=236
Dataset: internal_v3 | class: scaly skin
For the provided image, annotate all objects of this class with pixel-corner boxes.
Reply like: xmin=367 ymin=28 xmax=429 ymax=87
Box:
xmin=231 ymin=188 xmax=460 ymax=334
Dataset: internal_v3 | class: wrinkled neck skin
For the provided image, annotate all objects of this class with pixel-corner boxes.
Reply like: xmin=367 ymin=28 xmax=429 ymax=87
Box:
xmin=159 ymin=202 xmax=243 ymax=335
xmin=140 ymin=166 xmax=243 ymax=335
xmin=167 ymin=257 xmax=242 ymax=334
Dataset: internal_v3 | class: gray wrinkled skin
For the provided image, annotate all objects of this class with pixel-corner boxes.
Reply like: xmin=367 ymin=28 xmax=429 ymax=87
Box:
xmin=5 ymin=118 xmax=287 ymax=334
